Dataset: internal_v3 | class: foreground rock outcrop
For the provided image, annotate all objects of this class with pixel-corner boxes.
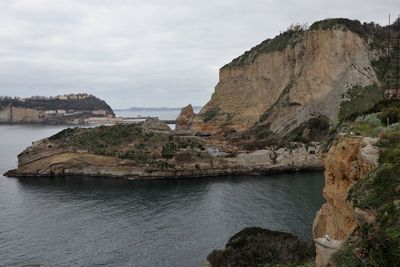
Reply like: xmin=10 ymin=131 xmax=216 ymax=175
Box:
xmin=311 ymin=99 xmax=400 ymax=266
xmin=312 ymin=134 xmax=379 ymax=266
xmin=206 ymin=227 xmax=315 ymax=267
xmin=177 ymin=19 xmax=385 ymax=141
xmin=5 ymin=119 xmax=323 ymax=179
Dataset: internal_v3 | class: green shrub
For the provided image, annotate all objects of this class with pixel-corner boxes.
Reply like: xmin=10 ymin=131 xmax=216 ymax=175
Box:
xmin=334 ymin=224 xmax=400 ymax=267
xmin=339 ymin=84 xmax=383 ymax=122
xmin=355 ymin=113 xmax=382 ymax=127
xmin=350 ymin=122 xmax=383 ymax=137
xmin=161 ymin=143 xmax=177 ymax=159
xmin=378 ymin=106 xmax=400 ymax=125
xmin=379 ymin=131 xmax=400 ymax=148
xmin=201 ymin=107 xmax=220 ymax=122
xmin=309 ymin=18 xmax=370 ymax=41
xmin=371 ymin=57 xmax=387 ymax=83
xmin=349 ymin=164 xmax=399 ymax=209
xmin=226 ymin=27 xmax=305 ymax=67
xmin=333 ymin=243 xmax=363 ymax=267
xmin=119 ymin=148 xmax=152 ymax=163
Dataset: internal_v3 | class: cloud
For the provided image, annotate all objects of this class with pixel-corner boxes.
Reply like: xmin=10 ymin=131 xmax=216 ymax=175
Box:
xmin=0 ymin=0 xmax=398 ymax=108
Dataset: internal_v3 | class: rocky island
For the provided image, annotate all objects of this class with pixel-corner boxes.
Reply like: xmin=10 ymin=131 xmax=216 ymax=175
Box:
xmin=0 ymin=93 xmax=114 ymax=124
xmin=4 ymin=17 xmax=400 ymax=266
xmin=4 ymin=118 xmax=321 ymax=178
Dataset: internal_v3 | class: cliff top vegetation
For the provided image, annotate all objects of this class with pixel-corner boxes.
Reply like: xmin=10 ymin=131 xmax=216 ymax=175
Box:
xmin=224 ymin=18 xmax=393 ymax=68
xmin=47 ymin=121 xmax=206 ymax=165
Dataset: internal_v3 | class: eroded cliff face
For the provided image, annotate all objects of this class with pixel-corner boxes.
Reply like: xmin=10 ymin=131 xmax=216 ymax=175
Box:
xmin=177 ymin=26 xmax=378 ymax=136
xmin=312 ymin=134 xmax=379 ymax=267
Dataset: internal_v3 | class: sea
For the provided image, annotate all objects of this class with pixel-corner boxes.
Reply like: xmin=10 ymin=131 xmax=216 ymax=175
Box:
xmin=0 ymin=109 xmax=324 ymax=266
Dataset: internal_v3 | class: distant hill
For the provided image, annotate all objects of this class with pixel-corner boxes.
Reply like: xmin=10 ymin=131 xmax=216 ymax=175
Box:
xmin=0 ymin=93 xmax=114 ymax=124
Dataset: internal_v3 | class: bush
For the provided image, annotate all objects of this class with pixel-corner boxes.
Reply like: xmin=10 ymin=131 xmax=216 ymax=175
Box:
xmin=119 ymin=148 xmax=152 ymax=163
xmin=378 ymin=106 xmax=400 ymax=125
xmin=355 ymin=113 xmax=382 ymax=127
xmin=161 ymin=143 xmax=177 ymax=159
xmin=334 ymin=224 xmax=400 ymax=267
xmin=309 ymin=18 xmax=370 ymax=41
xmin=226 ymin=26 xmax=305 ymax=67
xmin=339 ymin=84 xmax=383 ymax=122
xmin=333 ymin=243 xmax=363 ymax=267
xmin=207 ymin=227 xmax=315 ymax=267
xmin=350 ymin=121 xmax=383 ymax=137
xmin=201 ymin=107 xmax=220 ymax=122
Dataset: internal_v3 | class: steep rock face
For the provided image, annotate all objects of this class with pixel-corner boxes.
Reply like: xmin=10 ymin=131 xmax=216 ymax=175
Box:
xmin=175 ymin=104 xmax=195 ymax=131
xmin=177 ymin=23 xmax=378 ymax=136
xmin=312 ymin=134 xmax=379 ymax=267
xmin=0 ymin=106 xmax=44 ymax=123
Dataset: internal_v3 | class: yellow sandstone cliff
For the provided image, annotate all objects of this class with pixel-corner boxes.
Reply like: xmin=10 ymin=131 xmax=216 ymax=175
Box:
xmin=177 ymin=23 xmax=379 ymax=137
xmin=312 ymin=134 xmax=379 ymax=266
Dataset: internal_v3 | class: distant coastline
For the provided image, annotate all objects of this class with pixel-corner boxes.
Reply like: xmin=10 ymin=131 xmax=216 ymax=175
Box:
xmin=114 ymin=106 xmax=202 ymax=112
xmin=0 ymin=93 xmax=114 ymax=125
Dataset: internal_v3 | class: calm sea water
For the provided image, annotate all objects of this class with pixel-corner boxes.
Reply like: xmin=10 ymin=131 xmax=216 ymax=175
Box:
xmin=0 ymin=121 xmax=324 ymax=267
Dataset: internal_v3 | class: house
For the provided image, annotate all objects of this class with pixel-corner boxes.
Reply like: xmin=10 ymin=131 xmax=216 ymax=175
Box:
xmin=92 ymin=110 xmax=107 ymax=116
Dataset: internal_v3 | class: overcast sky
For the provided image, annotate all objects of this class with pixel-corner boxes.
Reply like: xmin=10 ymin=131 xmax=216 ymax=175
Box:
xmin=0 ymin=0 xmax=398 ymax=108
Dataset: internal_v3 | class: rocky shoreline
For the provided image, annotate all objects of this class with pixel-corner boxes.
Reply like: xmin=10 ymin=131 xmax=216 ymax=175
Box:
xmin=4 ymin=123 xmax=323 ymax=179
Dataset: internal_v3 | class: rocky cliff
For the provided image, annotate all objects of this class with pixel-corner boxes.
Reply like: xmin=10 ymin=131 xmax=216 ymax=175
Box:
xmin=177 ymin=19 xmax=386 ymax=141
xmin=312 ymin=100 xmax=400 ymax=266
xmin=312 ymin=134 xmax=379 ymax=266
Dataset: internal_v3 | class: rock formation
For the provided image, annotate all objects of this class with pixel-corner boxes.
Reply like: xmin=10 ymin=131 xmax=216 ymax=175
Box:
xmin=4 ymin=119 xmax=323 ymax=179
xmin=206 ymin=227 xmax=315 ymax=267
xmin=312 ymin=134 xmax=379 ymax=266
xmin=177 ymin=19 xmax=383 ymax=140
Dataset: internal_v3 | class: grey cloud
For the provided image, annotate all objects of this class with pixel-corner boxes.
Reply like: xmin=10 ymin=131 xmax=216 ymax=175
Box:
xmin=0 ymin=0 xmax=398 ymax=108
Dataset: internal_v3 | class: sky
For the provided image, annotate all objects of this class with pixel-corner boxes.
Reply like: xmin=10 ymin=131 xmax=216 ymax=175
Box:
xmin=0 ymin=0 xmax=398 ymax=108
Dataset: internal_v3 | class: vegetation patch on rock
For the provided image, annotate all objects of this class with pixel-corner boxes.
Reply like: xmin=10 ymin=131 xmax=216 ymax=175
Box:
xmin=309 ymin=18 xmax=380 ymax=41
xmin=201 ymin=107 xmax=220 ymax=122
xmin=207 ymin=227 xmax=315 ymax=267
xmin=339 ymin=84 xmax=382 ymax=122
xmin=287 ymin=115 xmax=330 ymax=143
xmin=224 ymin=24 xmax=306 ymax=67
xmin=47 ymin=121 xmax=207 ymax=165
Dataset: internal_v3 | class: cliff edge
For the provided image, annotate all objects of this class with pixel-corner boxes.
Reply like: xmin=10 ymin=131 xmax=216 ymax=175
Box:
xmin=177 ymin=19 xmax=388 ymax=144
